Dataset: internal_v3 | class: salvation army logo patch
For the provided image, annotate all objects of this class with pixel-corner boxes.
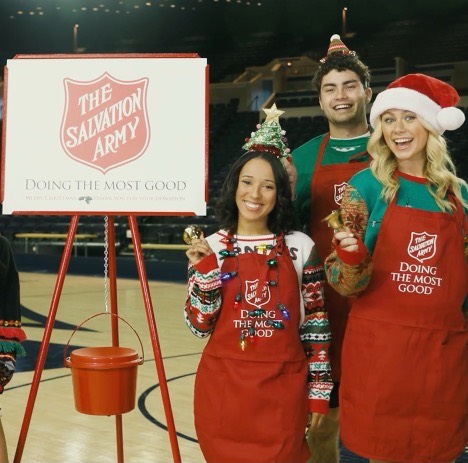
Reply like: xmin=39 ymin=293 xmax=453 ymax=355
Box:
xmin=60 ymin=72 xmax=150 ymax=173
xmin=333 ymin=182 xmax=347 ymax=205
xmin=244 ymin=279 xmax=271 ymax=308
xmin=407 ymin=231 xmax=437 ymax=263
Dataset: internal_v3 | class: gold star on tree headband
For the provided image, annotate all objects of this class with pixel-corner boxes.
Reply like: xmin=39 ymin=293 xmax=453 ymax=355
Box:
xmin=242 ymin=104 xmax=291 ymax=160
xmin=263 ymin=103 xmax=285 ymax=124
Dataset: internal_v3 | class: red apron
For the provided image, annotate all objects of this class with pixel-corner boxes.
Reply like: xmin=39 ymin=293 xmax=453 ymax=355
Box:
xmin=194 ymin=236 xmax=310 ymax=463
xmin=340 ymin=195 xmax=468 ymax=463
xmin=309 ymin=134 xmax=369 ymax=380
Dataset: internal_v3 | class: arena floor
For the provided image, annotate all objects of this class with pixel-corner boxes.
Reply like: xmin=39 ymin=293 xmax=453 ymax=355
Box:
xmin=7 ymin=272 xmax=467 ymax=463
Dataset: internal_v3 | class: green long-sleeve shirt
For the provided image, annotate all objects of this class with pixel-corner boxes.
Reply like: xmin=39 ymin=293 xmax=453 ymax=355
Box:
xmin=292 ymin=133 xmax=370 ymax=229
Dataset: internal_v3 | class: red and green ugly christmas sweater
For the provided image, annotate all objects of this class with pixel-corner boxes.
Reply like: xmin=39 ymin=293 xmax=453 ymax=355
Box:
xmin=184 ymin=230 xmax=333 ymax=414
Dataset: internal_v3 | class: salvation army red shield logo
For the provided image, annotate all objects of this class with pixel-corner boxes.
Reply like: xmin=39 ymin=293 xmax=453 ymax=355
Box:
xmin=60 ymin=73 xmax=149 ymax=173
xmin=333 ymin=182 xmax=348 ymax=205
xmin=244 ymin=279 xmax=271 ymax=308
xmin=407 ymin=231 xmax=437 ymax=263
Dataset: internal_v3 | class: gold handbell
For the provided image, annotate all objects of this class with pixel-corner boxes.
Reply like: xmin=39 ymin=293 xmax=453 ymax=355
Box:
xmin=323 ymin=210 xmax=345 ymax=232
xmin=182 ymin=225 xmax=203 ymax=244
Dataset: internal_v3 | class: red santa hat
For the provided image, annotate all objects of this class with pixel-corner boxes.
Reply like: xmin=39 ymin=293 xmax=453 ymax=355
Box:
xmin=370 ymin=73 xmax=465 ymax=134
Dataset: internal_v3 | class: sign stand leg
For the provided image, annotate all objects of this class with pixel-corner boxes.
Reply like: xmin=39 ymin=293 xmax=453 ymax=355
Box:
xmin=128 ymin=215 xmax=182 ymax=463
xmin=106 ymin=216 xmax=125 ymax=463
xmin=14 ymin=215 xmax=80 ymax=463
xmin=13 ymin=215 xmax=182 ymax=463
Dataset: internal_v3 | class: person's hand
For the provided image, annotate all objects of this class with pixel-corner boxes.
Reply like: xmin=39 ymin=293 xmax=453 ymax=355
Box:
xmin=186 ymin=236 xmax=214 ymax=265
xmin=282 ymin=158 xmax=297 ymax=196
xmin=334 ymin=227 xmax=359 ymax=252
xmin=307 ymin=412 xmax=326 ymax=432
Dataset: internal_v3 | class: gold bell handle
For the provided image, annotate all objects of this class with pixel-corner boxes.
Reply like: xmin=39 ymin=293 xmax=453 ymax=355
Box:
xmin=182 ymin=225 xmax=203 ymax=244
xmin=322 ymin=210 xmax=345 ymax=232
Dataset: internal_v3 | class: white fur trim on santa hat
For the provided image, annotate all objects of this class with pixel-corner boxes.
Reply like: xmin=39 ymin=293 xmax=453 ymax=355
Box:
xmin=370 ymin=87 xmax=465 ymax=134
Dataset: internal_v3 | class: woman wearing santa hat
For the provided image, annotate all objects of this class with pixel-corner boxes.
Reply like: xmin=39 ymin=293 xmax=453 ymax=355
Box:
xmin=324 ymin=73 xmax=467 ymax=463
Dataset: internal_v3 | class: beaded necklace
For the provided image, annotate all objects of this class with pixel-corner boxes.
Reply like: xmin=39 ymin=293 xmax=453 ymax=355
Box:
xmin=218 ymin=233 xmax=291 ymax=351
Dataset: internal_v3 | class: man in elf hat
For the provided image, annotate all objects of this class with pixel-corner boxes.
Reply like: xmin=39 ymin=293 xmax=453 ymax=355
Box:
xmin=290 ymin=34 xmax=372 ymax=463
xmin=325 ymin=73 xmax=467 ymax=463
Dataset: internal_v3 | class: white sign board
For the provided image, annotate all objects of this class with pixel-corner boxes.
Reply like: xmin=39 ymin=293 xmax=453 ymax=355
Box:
xmin=1 ymin=54 xmax=208 ymax=215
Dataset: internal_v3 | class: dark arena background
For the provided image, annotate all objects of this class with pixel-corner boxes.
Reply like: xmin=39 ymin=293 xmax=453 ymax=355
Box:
xmin=0 ymin=1 xmax=467 ymax=462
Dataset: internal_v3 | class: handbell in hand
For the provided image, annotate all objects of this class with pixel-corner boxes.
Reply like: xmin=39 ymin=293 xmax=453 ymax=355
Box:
xmin=183 ymin=225 xmax=203 ymax=244
xmin=323 ymin=210 xmax=345 ymax=232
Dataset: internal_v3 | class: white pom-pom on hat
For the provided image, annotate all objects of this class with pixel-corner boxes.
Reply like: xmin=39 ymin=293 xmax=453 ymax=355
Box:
xmin=330 ymin=34 xmax=341 ymax=41
xmin=437 ymin=106 xmax=465 ymax=131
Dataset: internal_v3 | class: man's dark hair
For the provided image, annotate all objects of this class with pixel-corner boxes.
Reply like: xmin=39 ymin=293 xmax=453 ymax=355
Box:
xmin=215 ymin=151 xmax=296 ymax=235
xmin=312 ymin=53 xmax=371 ymax=93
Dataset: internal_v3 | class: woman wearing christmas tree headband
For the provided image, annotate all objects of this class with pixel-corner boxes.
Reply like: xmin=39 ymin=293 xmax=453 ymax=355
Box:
xmin=183 ymin=104 xmax=332 ymax=462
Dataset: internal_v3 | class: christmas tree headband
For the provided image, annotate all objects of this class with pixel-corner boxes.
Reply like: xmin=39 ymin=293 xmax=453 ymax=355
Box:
xmin=242 ymin=104 xmax=292 ymax=162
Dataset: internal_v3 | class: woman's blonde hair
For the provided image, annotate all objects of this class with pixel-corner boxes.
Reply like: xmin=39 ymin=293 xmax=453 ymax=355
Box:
xmin=368 ymin=116 xmax=467 ymax=212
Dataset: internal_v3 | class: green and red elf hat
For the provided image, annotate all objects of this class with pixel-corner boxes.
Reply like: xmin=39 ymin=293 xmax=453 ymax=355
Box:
xmin=320 ymin=33 xmax=356 ymax=63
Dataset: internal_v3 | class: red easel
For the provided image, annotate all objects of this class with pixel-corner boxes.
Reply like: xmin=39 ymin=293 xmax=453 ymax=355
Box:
xmin=2 ymin=52 xmax=207 ymax=463
xmin=13 ymin=214 xmax=182 ymax=463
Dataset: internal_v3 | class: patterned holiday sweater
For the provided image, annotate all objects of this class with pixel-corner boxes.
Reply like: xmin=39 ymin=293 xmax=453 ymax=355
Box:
xmin=0 ymin=235 xmax=26 ymax=358
xmin=325 ymin=168 xmax=468 ymax=312
xmin=184 ymin=230 xmax=333 ymax=414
